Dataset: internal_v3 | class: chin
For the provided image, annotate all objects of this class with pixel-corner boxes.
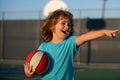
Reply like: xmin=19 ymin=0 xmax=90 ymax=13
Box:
xmin=62 ymin=35 xmax=69 ymax=39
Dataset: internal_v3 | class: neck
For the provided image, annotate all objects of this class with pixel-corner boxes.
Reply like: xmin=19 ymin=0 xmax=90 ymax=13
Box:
xmin=51 ymin=37 xmax=64 ymax=44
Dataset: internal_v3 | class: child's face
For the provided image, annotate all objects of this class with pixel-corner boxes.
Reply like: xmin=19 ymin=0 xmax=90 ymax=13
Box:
xmin=52 ymin=17 xmax=71 ymax=39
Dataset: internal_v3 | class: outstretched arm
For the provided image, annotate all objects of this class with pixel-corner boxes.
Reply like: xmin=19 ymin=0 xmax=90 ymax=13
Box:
xmin=76 ymin=29 xmax=119 ymax=46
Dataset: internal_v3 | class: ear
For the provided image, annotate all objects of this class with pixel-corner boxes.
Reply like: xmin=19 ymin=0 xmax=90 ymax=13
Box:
xmin=51 ymin=26 xmax=56 ymax=33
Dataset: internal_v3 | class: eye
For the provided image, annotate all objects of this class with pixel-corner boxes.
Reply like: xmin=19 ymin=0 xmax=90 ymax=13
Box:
xmin=68 ymin=23 xmax=72 ymax=27
xmin=61 ymin=22 xmax=65 ymax=26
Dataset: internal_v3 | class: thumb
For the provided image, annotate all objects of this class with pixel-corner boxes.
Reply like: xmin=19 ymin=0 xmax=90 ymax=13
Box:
xmin=31 ymin=65 xmax=35 ymax=74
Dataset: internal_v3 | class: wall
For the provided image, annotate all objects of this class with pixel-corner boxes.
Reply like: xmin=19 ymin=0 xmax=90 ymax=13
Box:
xmin=0 ymin=19 xmax=120 ymax=65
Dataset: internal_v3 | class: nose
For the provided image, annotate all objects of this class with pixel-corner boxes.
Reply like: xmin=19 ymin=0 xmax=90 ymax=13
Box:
xmin=65 ymin=24 xmax=69 ymax=29
xmin=63 ymin=25 xmax=69 ymax=31
xmin=64 ymin=23 xmax=71 ymax=31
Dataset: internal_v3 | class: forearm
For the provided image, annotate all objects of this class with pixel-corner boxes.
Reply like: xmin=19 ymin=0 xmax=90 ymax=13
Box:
xmin=82 ymin=30 xmax=105 ymax=41
xmin=76 ymin=29 xmax=118 ymax=46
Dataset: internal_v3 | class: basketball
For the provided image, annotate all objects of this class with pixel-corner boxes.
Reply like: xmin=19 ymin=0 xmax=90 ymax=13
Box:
xmin=25 ymin=50 xmax=50 ymax=75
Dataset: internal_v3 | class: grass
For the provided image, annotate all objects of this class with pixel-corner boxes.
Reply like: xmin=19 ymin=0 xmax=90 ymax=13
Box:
xmin=0 ymin=64 xmax=120 ymax=80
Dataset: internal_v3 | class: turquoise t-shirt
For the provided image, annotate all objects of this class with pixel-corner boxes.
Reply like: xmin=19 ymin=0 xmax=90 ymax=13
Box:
xmin=38 ymin=36 xmax=80 ymax=80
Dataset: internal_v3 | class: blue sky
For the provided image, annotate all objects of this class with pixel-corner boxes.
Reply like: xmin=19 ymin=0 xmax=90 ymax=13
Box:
xmin=0 ymin=0 xmax=120 ymax=11
xmin=0 ymin=0 xmax=120 ymax=19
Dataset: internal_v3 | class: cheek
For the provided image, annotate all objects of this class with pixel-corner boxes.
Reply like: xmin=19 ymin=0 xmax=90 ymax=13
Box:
xmin=54 ymin=25 xmax=61 ymax=32
xmin=52 ymin=27 xmax=60 ymax=35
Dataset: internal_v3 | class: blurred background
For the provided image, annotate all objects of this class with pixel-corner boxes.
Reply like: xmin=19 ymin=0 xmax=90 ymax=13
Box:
xmin=0 ymin=0 xmax=120 ymax=70
xmin=0 ymin=0 xmax=120 ymax=80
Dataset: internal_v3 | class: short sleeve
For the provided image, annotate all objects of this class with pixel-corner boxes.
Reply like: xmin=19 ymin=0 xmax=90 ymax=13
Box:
xmin=66 ymin=36 xmax=80 ymax=55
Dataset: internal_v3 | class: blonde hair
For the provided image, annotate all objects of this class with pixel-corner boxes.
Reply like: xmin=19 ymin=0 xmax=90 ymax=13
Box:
xmin=41 ymin=9 xmax=74 ymax=42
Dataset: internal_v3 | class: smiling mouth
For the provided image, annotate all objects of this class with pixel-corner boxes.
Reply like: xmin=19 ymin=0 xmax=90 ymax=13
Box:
xmin=62 ymin=30 xmax=69 ymax=35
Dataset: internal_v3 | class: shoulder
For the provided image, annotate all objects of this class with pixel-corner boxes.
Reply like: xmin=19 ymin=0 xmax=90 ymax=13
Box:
xmin=63 ymin=36 xmax=78 ymax=47
xmin=37 ymin=42 xmax=50 ymax=50
xmin=65 ymin=36 xmax=77 ymax=42
xmin=66 ymin=36 xmax=80 ymax=53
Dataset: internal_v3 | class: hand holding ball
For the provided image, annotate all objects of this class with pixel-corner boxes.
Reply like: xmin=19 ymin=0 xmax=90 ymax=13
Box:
xmin=25 ymin=50 xmax=50 ymax=75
